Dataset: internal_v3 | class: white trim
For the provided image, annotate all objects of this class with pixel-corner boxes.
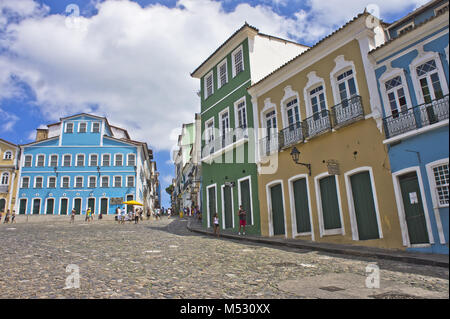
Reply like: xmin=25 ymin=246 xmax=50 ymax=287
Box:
xmin=31 ymin=197 xmax=42 ymax=215
xmin=234 ymin=96 xmax=248 ymax=129
xmin=65 ymin=122 xmax=74 ymax=133
xmin=86 ymin=197 xmax=96 ymax=215
xmin=330 ymin=55 xmax=359 ymax=105
xmin=87 ymin=175 xmax=97 ymax=188
xmin=33 ymin=176 xmax=44 ymax=189
xmin=102 ymin=153 xmax=111 ymax=167
xmin=265 ymin=179 xmax=288 ymax=238
xmin=392 ymin=166 xmax=435 ymax=246
xmin=114 ymin=153 xmax=124 ymax=167
xmin=35 ymin=154 xmax=46 ymax=167
xmin=91 ymin=122 xmax=101 ymax=133
xmin=99 ymin=197 xmax=109 ymax=215
xmin=378 ymin=65 xmax=413 ymax=117
xmin=23 ymin=154 xmax=33 ymax=168
xmin=48 ymin=154 xmax=59 ymax=167
xmin=237 ymin=175 xmax=254 ymax=227
xmin=75 ymin=153 xmax=85 ymax=167
xmin=62 ymin=154 xmax=72 ymax=167
xmin=383 ymin=119 xmax=449 ymax=144
xmin=314 ymin=172 xmax=345 ymax=237
xmin=18 ymin=198 xmax=27 ymax=215
xmin=397 ymin=22 xmax=414 ymax=36
xmin=113 ymin=175 xmax=122 ymax=188
xmin=126 ymin=175 xmax=135 ymax=188
xmin=231 ymin=44 xmax=244 ymax=78
xmin=217 ymin=58 xmax=228 ymax=89
xmin=204 ymin=70 xmax=214 ymax=100
xmin=304 ymin=72 xmax=327 ymax=117
xmin=206 ymin=183 xmax=218 ymax=228
xmin=77 ymin=121 xmax=87 ymax=133
xmin=220 ymin=184 xmax=235 ymax=229
xmin=425 ymin=158 xmax=449 ymax=244
xmin=89 ymin=153 xmax=99 ymax=167
xmin=280 ymin=86 xmax=301 ymax=129
xmin=100 ymin=175 xmax=110 ymax=188
xmin=0 ymin=171 xmax=10 ymax=186
xmin=344 ymin=167 xmax=383 ymax=241
xmin=72 ymin=197 xmax=82 ymax=214
xmin=218 ymin=107 xmax=231 ymax=137
xmin=59 ymin=197 xmax=69 ymax=215
xmin=126 ymin=153 xmax=136 ymax=167
xmin=61 ymin=176 xmax=70 ymax=189
xmin=74 ymin=176 xmax=84 ymax=188
xmin=20 ymin=176 xmax=30 ymax=189
xmin=44 ymin=197 xmax=55 ymax=215
xmin=2 ymin=150 xmax=13 ymax=160
xmin=260 ymin=98 xmax=277 ymax=137
xmin=47 ymin=176 xmax=57 ymax=189
xmin=288 ymin=174 xmax=314 ymax=240
xmin=202 ymin=79 xmax=252 ymax=115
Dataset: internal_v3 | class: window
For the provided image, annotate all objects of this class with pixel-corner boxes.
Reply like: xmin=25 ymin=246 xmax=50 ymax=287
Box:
xmin=50 ymin=155 xmax=58 ymax=167
xmin=36 ymin=155 xmax=45 ymax=167
xmin=416 ymin=59 xmax=444 ymax=103
xmin=220 ymin=110 xmax=230 ymax=138
xmin=385 ymin=76 xmax=408 ymax=117
xmin=233 ymin=47 xmax=244 ymax=77
xmin=102 ymin=154 xmax=110 ymax=166
xmin=63 ymin=155 xmax=71 ymax=167
xmin=236 ymin=100 xmax=247 ymax=129
xmin=101 ymin=176 xmax=109 ymax=188
xmin=433 ymin=164 xmax=449 ymax=207
xmin=92 ymin=122 xmax=100 ymax=133
xmin=48 ymin=177 xmax=56 ymax=188
xmin=114 ymin=176 xmax=122 ymax=187
xmin=265 ymin=110 xmax=277 ymax=137
xmin=115 ymin=154 xmax=123 ymax=166
xmin=21 ymin=177 xmax=30 ymax=188
xmin=310 ymin=85 xmax=327 ymax=119
xmin=88 ymin=176 xmax=97 ymax=188
xmin=66 ymin=122 xmax=74 ymax=133
xmin=24 ymin=155 xmax=32 ymax=167
xmin=434 ymin=3 xmax=448 ymax=15
xmin=286 ymin=98 xmax=300 ymax=128
xmin=62 ymin=177 xmax=70 ymax=188
xmin=397 ymin=22 xmax=414 ymax=36
xmin=218 ymin=60 xmax=228 ymax=88
xmin=76 ymin=154 xmax=85 ymax=167
xmin=35 ymin=177 xmax=43 ymax=188
xmin=336 ymin=69 xmax=357 ymax=104
xmin=89 ymin=154 xmax=98 ymax=167
xmin=204 ymin=72 xmax=214 ymax=99
xmin=205 ymin=119 xmax=215 ymax=143
xmin=79 ymin=122 xmax=87 ymax=133
xmin=3 ymin=151 xmax=12 ymax=160
xmin=1 ymin=172 xmax=9 ymax=185
xmin=75 ymin=177 xmax=83 ymax=188
xmin=127 ymin=154 xmax=136 ymax=166
xmin=127 ymin=176 xmax=135 ymax=187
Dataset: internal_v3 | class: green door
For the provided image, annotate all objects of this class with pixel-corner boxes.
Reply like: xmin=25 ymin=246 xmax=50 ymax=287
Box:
xmin=270 ymin=184 xmax=285 ymax=235
xmin=74 ymin=198 xmax=81 ymax=214
xmin=0 ymin=199 xmax=5 ymax=213
xmin=88 ymin=198 xmax=96 ymax=215
xmin=126 ymin=195 xmax=133 ymax=213
xmin=350 ymin=172 xmax=379 ymax=240
xmin=19 ymin=199 xmax=27 ymax=215
xmin=33 ymin=199 xmax=41 ymax=214
xmin=208 ymin=187 xmax=216 ymax=227
xmin=100 ymin=198 xmax=108 ymax=215
xmin=60 ymin=199 xmax=68 ymax=215
xmin=240 ymin=179 xmax=252 ymax=225
xmin=223 ymin=186 xmax=233 ymax=228
xmin=46 ymin=198 xmax=54 ymax=214
xmin=319 ymin=176 xmax=341 ymax=230
xmin=399 ymin=172 xmax=429 ymax=244
xmin=293 ymin=178 xmax=311 ymax=233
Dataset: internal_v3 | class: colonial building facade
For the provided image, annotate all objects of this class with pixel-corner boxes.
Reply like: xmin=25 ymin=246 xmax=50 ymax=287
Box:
xmin=248 ymin=12 xmax=407 ymax=249
xmin=370 ymin=0 xmax=449 ymax=254
xmin=191 ymin=23 xmax=309 ymax=234
xmin=0 ymin=138 xmax=20 ymax=214
xmin=15 ymin=114 xmax=156 ymax=216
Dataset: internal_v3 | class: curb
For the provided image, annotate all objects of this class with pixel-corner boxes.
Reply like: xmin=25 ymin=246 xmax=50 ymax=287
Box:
xmin=186 ymin=219 xmax=449 ymax=268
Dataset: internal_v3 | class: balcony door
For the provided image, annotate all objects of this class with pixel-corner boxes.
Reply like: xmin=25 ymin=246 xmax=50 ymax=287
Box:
xmin=337 ymin=69 xmax=357 ymax=107
xmin=220 ymin=111 xmax=230 ymax=147
xmin=310 ymin=85 xmax=327 ymax=120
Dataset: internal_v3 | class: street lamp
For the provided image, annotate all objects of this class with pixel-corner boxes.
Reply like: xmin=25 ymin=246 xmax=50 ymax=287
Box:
xmin=290 ymin=147 xmax=311 ymax=176
xmin=97 ymin=166 xmax=101 ymax=178
xmin=53 ymin=166 xmax=58 ymax=178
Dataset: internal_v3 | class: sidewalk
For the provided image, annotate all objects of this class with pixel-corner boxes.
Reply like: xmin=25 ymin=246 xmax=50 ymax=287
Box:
xmin=186 ymin=217 xmax=449 ymax=268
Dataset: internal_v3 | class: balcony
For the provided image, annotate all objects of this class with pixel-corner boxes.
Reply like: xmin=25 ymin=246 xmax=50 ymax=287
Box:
xmin=280 ymin=121 xmax=304 ymax=148
xmin=0 ymin=185 xmax=8 ymax=193
xmin=304 ymin=110 xmax=332 ymax=139
xmin=331 ymin=95 xmax=364 ymax=128
xmin=383 ymin=95 xmax=449 ymax=139
xmin=201 ymin=127 xmax=248 ymax=160
xmin=259 ymin=132 xmax=280 ymax=157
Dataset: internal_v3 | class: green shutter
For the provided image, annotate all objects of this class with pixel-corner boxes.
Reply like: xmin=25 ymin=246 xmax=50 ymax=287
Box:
xmin=46 ymin=198 xmax=54 ymax=214
xmin=88 ymin=198 xmax=96 ymax=214
xmin=223 ymin=186 xmax=233 ymax=228
xmin=350 ymin=172 xmax=379 ymax=240
xmin=208 ymin=187 xmax=216 ymax=227
xmin=101 ymin=198 xmax=108 ymax=214
xmin=240 ymin=180 xmax=252 ymax=225
xmin=74 ymin=199 xmax=81 ymax=214
xmin=293 ymin=178 xmax=311 ymax=233
xmin=0 ymin=199 xmax=5 ymax=213
xmin=19 ymin=199 xmax=27 ymax=215
xmin=33 ymin=199 xmax=41 ymax=214
xmin=60 ymin=199 xmax=68 ymax=215
xmin=319 ymin=176 xmax=341 ymax=230
xmin=270 ymin=184 xmax=285 ymax=235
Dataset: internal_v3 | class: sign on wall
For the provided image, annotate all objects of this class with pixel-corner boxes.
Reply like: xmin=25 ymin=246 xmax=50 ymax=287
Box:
xmin=326 ymin=160 xmax=340 ymax=175
xmin=110 ymin=197 xmax=123 ymax=205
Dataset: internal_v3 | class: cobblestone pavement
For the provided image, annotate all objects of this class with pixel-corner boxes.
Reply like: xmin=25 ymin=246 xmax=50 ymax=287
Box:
xmin=0 ymin=217 xmax=448 ymax=299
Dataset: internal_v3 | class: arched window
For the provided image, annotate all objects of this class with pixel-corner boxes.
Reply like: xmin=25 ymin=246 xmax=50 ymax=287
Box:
xmin=4 ymin=151 xmax=12 ymax=160
xmin=1 ymin=172 xmax=9 ymax=185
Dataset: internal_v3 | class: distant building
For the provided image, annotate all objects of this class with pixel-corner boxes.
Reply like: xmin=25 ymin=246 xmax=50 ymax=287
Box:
xmin=0 ymin=138 xmax=20 ymax=214
xmin=15 ymin=113 xmax=156 ymax=215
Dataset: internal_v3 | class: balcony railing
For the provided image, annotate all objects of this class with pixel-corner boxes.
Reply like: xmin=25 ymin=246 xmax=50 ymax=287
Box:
xmin=201 ymin=126 xmax=248 ymax=159
xmin=383 ymin=95 xmax=449 ymax=139
xmin=280 ymin=121 xmax=304 ymax=148
xmin=331 ymin=95 xmax=364 ymax=128
xmin=304 ymin=110 xmax=332 ymax=139
xmin=259 ymin=132 xmax=280 ymax=157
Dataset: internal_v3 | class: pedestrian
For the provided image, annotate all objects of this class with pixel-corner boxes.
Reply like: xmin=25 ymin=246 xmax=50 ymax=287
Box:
xmin=121 ymin=206 xmax=126 ymax=224
xmin=134 ymin=207 xmax=139 ymax=224
xmin=3 ymin=209 xmax=10 ymax=224
xmin=115 ymin=207 xmax=120 ymax=224
xmin=11 ymin=210 xmax=16 ymax=224
xmin=146 ymin=208 xmax=150 ymax=220
xmin=85 ymin=208 xmax=90 ymax=222
xmin=98 ymin=210 xmax=103 ymax=220
xmin=238 ymin=205 xmax=246 ymax=235
xmin=0 ymin=210 xmax=2 ymax=223
xmin=70 ymin=209 xmax=76 ymax=223
xmin=139 ymin=208 xmax=143 ymax=221
xmin=213 ymin=213 xmax=220 ymax=237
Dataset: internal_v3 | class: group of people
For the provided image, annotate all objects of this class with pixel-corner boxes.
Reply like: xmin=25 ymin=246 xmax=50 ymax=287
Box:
xmin=69 ymin=208 xmax=103 ymax=224
xmin=183 ymin=205 xmax=201 ymax=221
xmin=0 ymin=209 xmax=16 ymax=224
xmin=212 ymin=205 xmax=247 ymax=238
xmin=115 ymin=206 xmax=145 ymax=224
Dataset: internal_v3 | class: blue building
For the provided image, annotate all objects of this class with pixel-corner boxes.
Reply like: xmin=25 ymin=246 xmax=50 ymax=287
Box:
xmin=370 ymin=0 xmax=449 ymax=254
xmin=15 ymin=113 xmax=155 ymax=216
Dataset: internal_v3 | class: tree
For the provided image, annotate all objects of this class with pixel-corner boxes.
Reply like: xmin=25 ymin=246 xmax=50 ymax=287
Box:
xmin=165 ymin=184 xmax=174 ymax=195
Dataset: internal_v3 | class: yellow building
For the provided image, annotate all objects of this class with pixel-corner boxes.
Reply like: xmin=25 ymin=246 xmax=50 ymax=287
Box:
xmin=0 ymin=138 xmax=19 ymax=215
xmin=247 ymin=13 xmax=405 ymax=249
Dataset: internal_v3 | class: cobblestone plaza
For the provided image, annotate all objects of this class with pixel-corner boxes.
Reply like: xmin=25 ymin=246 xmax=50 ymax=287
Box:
xmin=0 ymin=217 xmax=448 ymax=299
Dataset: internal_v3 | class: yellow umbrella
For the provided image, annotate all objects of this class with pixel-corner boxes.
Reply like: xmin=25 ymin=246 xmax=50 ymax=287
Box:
xmin=122 ymin=200 xmax=144 ymax=206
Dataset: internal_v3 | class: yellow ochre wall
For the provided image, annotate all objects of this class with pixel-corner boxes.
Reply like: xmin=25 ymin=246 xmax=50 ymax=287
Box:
xmin=255 ymin=39 xmax=404 ymax=249
xmin=0 ymin=141 xmax=19 ymax=214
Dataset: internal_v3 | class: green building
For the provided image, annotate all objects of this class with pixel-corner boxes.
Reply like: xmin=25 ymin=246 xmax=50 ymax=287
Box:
xmin=191 ymin=24 xmax=308 ymax=234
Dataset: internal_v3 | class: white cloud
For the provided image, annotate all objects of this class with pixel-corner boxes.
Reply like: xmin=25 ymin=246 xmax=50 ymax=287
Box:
xmin=0 ymin=107 xmax=19 ymax=132
xmin=0 ymin=0 xmax=425 ymax=150
xmin=162 ymin=175 xmax=174 ymax=185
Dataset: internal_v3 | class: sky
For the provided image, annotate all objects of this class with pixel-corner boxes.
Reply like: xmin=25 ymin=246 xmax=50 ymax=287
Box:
xmin=0 ymin=0 xmax=428 ymax=208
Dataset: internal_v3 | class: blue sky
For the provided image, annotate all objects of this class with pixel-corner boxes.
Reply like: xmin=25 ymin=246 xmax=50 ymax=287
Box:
xmin=0 ymin=0 xmax=424 ymax=208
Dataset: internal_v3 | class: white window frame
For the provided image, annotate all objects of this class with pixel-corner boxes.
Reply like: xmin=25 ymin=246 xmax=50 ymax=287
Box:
xmin=114 ymin=154 xmax=123 ymax=167
xmin=206 ymin=183 xmax=218 ymax=228
xmin=21 ymin=176 xmax=30 ymax=188
xmin=304 ymin=72 xmax=328 ymax=118
xmin=219 ymin=107 xmax=231 ymax=138
xmin=204 ymin=70 xmax=214 ymax=99
xmin=88 ymin=176 xmax=97 ymax=188
xmin=49 ymin=154 xmax=58 ymax=167
xmin=32 ymin=198 xmax=41 ymax=215
xmin=237 ymin=175 xmax=254 ymax=227
xmin=78 ymin=122 xmax=87 ymax=133
xmin=92 ymin=122 xmax=100 ymax=133
xmin=3 ymin=150 xmax=12 ymax=160
xmin=231 ymin=45 xmax=244 ymax=78
xmin=265 ymin=180 xmax=288 ymax=238
xmin=76 ymin=154 xmax=85 ymax=167
xmin=127 ymin=153 xmax=136 ymax=167
xmin=102 ymin=153 xmax=111 ymax=167
xmin=288 ymin=174 xmax=314 ymax=239
xmin=89 ymin=154 xmax=98 ymax=167
xmin=113 ymin=175 xmax=122 ymax=188
xmin=221 ymin=184 xmax=235 ymax=229
xmin=34 ymin=176 xmax=44 ymax=189
xmin=101 ymin=176 xmax=109 ymax=188
xmin=126 ymin=175 xmax=135 ymax=188
xmin=62 ymin=154 xmax=72 ymax=167
xmin=74 ymin=176 xmax=84 ymax=189
xmin=24 ymin=155 xmax=32 ymax=167
xmin=234 ymin=97 xmax=248 ymax=129
xmin=61 ymin=176 xmax=70 ymax=188
xmin=47 ymin=176 xmax=57 ymax=189
xmin=205 ymin=117 xmax=215 ymax=143
xmin=1 ymin=172 xmax=9 ymax=185
xmin=35 ymin=154 xmax=45 ymax=167
xmin=65 ymin=122 xmax=74 ymax=133
xmin=378 ymin=67 xmax=413 ymax=117
xmin=217 ymin=59 xmax=228 ymax=89
xmin=59 ymin=197 xmax=69 ymax=215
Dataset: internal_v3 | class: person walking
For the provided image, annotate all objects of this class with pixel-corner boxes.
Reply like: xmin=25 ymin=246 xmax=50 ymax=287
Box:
xmin=11 ymin=210 xmax=16 ymax=224
xmin=0 ymin=210 xmax=2 ymax=223
xmin=134 ymin=208 xmax=139 ymax=224
xmin=139 ymin=208 xmax=143 ymax=221
xmin=70 ymin=208 xmax=76 ymax=224
xmin=146 ymin=208 xmax=150 ymax=220
xmin=121 ymin=206 xmax=126 ymax=224
xmin=85 ymin=208 xmax=90 ymax=223
xmin=98 ymin=210 xmax=103 ymax=220
xmin=115 ymin=207 xmax=120 ymax=224
xmin=3 ymin=209 xmax=10 ymax=224
xmin=213 ymin=213 xmax=220 ymax=238
xmin=238 ymin=205 xmax=247 ymax=235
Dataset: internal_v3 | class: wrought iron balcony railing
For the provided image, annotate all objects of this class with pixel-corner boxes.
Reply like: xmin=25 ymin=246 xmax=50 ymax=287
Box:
xmin=304 ymin=110 xmax=332 ymax=139
xmin=280 ymin=121 xmax=304 ymax=148
xmin=331 ymin=95 xmax=364 ymax=128
xmin=259 ymin=132 xmax=280 ymax=157
xmin=383 ymin=95 xmax=449 ymax=139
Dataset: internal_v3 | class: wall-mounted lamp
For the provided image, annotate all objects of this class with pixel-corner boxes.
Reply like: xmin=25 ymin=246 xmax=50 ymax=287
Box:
xmin=97 ymin=166 xmax=101 ymax=177
xmin=53 ymin=166 xmax=58 ymax=178
xmin=290 ymin=147 xmax=311 ymax=176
